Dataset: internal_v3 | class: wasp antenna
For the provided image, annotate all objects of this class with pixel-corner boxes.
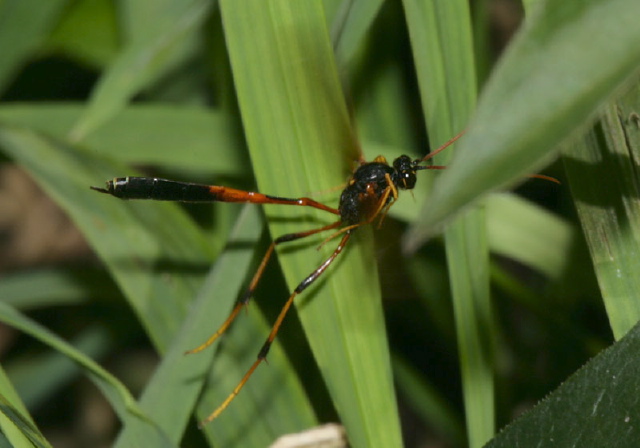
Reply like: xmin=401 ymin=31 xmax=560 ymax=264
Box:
xmin=419 ymin=130 xmax=466 ymax=164
xmin=529 ymin=173 xmax=561 ymax=184
xmin=415 ymin=165 xmax=447 ymax=171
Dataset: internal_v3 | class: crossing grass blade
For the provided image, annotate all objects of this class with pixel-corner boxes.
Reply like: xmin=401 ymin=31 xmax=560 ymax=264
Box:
xmin=219 ymin=1 xmax=402 ymax=447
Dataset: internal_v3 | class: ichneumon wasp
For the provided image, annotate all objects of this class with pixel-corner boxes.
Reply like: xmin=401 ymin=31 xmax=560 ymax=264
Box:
xmin=91 ymin=131 xmax=555 ymax=426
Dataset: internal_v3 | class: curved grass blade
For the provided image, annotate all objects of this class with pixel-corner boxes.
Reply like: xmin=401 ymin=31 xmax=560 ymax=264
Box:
xmin=405 ymin=0 xmax=640 ymax=248
xmin=0 ymin=124 xmax=213 ymax=442
xmin=0 ymin=121 xmax=321 ymax=443
xmin=0 ymin=268 xmax=105 ymax=310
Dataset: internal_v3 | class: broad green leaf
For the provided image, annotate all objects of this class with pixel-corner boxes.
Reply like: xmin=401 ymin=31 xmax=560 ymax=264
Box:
xmin=220 ymin=1 xmax=402 ymax=447
xmin=485 ymin=319 xmax=640 ymax=448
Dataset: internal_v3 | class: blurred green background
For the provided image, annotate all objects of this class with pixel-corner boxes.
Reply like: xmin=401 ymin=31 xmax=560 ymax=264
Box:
xmin=1 ymin=0 xmax=640 ymax=447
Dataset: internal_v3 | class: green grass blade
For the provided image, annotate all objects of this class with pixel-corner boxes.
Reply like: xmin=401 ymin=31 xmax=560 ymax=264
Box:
xmin=0 ymin=399 xmax=50 ymax=448
xmin=402 ymin=1 xmax=493 ymax=446
xmin=444 ymin=210 xmax=493 ymax=446
xmin=1 ymin=71 xmax=328 ymax=447
xmin=402 ymin=0 xmax=476 ymax=143
xmin=0 ymin=124 xmax=214 ymax=442
xmin=220 ymin=1 xmax=402 ymax=447
xmin=405 ymin=0 xmax=640 ymax=247
xmin=200 ymin=284 xmax=319 ymax=446
xmin=564 ymin=94 xmax=640 ymax=339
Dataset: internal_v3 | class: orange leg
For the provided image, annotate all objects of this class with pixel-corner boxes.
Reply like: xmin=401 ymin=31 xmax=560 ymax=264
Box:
xmin=198 ymin=230 xmax=353 ymax=426
xmin=185 ymin=220 xmax=343 ymax=355
xmin=375 ymin=173 xmax=398 ymax=229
